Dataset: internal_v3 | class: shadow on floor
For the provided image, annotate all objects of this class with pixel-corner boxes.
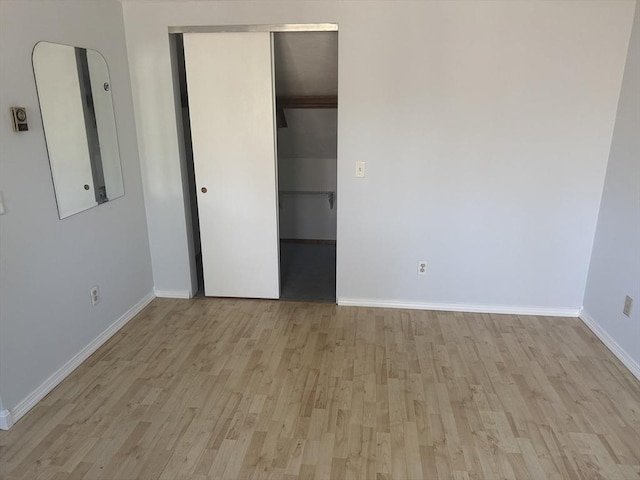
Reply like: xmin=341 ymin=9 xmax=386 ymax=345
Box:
xmin=280 ymin=242 xmax=336 ymax=303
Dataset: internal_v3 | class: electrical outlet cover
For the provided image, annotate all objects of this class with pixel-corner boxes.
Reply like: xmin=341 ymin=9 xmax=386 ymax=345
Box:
xmin=90 ymin=286 xmax=100 ymax=306
xmin=623 ymin=296 xmax=633 ymax=317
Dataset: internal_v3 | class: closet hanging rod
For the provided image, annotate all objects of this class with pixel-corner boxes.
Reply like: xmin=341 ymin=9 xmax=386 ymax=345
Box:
xmin=279 ymin=190 xmax=335 ymax=209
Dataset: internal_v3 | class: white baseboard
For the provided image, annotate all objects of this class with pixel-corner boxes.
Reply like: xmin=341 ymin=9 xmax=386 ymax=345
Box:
xmin=579 ymin=309 xmax=640 ymax=381
xmin=8 ymin=291 xmax=156 ymax=427
xmin=154 ymin=288 xmax=192 ymax=299
xmin=0 ymin=409 xmax=13 ymax=431
xmin=337 ymin=298 xmax=580 ymax=317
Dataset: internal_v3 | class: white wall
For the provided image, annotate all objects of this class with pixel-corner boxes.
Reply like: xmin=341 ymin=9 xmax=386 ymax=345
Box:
xmin=0 ymin=1 xmax=153 ymax=419
xmin=278 ymin=108 xmax=337 ymax=240
xmin=278 ymin=109 xmax=337 ymax=159
xmin=123 ymin=1 xmax=634 ymax=313
xmin=278 ymin=157 xmax=337 ymax=240
xmin=582 ymin=2 xmax=640 ymax=376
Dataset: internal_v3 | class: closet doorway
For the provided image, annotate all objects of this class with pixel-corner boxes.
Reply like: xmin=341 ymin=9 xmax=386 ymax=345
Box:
xmin=172 ymin=25 xmax=338 ymax=303
xmin=274 ymin=32 xmax=338 ymax=303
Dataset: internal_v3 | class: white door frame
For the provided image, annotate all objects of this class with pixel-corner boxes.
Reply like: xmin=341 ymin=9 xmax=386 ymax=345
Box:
xmin=171 ymin=23 xmax=339 ymax=299
xmin=169 ymin=24 xmax=338 ymax=34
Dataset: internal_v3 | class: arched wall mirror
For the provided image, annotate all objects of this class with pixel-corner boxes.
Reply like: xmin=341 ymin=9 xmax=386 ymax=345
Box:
xmin=32 ymin=41 xmax=124 ymax=219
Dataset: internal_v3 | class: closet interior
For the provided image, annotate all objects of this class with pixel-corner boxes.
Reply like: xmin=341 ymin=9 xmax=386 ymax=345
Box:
xmin=274 ymin=32 xmax=338 ymax=303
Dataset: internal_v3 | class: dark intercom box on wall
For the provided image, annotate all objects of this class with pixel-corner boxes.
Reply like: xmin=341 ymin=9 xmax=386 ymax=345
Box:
xmin=10 ymin=107 xmax=28 ymax=132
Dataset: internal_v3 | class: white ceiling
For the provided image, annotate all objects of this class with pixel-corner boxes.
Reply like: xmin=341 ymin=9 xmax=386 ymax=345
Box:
xmin=274 ymin=32 xmax=338 ymax=97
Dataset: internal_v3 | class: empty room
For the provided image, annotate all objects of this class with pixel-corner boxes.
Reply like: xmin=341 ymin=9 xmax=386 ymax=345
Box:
xmin=0 ymin=0 xmax=638 ymax=479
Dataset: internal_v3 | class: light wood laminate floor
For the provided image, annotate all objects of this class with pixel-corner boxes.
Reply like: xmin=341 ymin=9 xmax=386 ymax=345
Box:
xmin=1 ymin=298 xmax=639 ymax=480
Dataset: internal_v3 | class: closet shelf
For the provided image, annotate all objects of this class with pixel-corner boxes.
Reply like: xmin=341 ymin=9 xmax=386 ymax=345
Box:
xmin=279 ymin=190 xmax=335 ymax=209
xmin=276 ymin=95 xmax=338 ymax=109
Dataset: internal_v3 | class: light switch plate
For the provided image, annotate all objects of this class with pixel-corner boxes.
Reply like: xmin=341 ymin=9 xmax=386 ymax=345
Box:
xmin=355 ymin=161 xmax=366 ymax=178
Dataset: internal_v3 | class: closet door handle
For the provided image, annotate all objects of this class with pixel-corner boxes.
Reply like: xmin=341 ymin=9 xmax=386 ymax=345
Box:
xmin=201 ymin=187 xmax=208 ymax=193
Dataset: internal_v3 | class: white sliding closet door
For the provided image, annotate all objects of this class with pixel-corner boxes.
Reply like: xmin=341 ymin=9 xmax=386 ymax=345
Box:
xmin=183 ymin=32 xmax=280 ymax=298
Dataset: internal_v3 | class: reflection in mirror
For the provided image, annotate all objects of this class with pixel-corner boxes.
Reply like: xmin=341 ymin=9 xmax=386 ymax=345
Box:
xmin=33 ymin=42 xmax=124 ymax=219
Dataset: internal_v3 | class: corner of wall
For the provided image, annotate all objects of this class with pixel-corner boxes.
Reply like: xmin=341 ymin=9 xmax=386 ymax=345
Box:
xmin=6 ymin=291 xmax=156 ymax=429
xmin=580 ymin=1 xmax=640 ymax=381
xmin=0 ymin=396 xmax=14 ymax=430
xmin=579 ymin=308 xmax=640 ymax=381
xmin=0 ymin=409 xmax=14 ymax=431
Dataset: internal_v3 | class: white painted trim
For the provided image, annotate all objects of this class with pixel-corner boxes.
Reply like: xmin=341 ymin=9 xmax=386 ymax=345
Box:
xmin=9 ymin=291 xmax=156 ymax=427
xmin=0 ymin=409 xmax=13 ymax=431
xmin=579 ymin=309 xmax=640 ymax=381
xmin=337 ymin=298 xmax=580 ymax=317
xmin=169 ymin=23 xmax=338 ymax=34
xmin=153 ymin=288 xmax=192 ymax=299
